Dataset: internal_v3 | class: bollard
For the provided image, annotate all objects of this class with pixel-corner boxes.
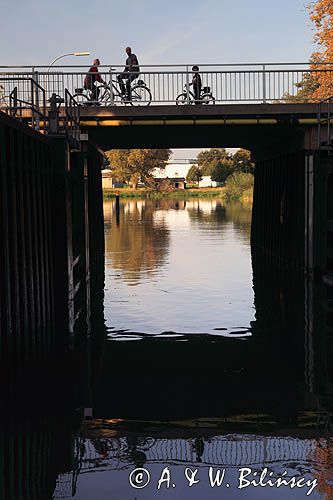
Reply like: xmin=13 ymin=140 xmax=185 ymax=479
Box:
xmin=115 ymin=193 xmax=120 ymax=226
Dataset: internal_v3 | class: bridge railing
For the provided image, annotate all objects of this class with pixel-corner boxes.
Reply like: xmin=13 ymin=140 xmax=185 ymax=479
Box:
xmin=1 ymin=63 xmax=333 ymax=105
xmin=64 ymin=88 xmax=80 ymax=150
xmin=318 ymin=95 xmax=333 ymax=150
xmin=0 ymin=77 xmax=83 ymax=143
xmin=0 ymin=76 xmax=47 ymax=130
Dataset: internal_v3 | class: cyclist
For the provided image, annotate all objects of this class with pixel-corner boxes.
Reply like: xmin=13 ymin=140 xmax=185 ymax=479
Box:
xmin=84 ymin=59 xmax=106 ymax=102
xmin=191 ymin=65 xmax=202 ymax=104
xmin=117 ymin=47 xmax=140 ymax=101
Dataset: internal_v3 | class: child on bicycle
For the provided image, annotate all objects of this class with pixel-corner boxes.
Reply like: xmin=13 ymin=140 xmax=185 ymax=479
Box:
xmin=191 ymin=65 xmax=202 ymax=104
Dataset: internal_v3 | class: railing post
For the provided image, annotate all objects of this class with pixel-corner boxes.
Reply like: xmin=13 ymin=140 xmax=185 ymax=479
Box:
xmin=9 ymin=87 xmax=18 ymax=117
xmin=32 ymin=70 xmax=40 ymax=130
xmin=328 ymin=98 xmax=331 ymax=147
xmin=186 ymin=65 xmax=190 ymax=105
xmin=262 ymin=64 xmax=266 ymax=104
xmin=109 ymin=67 xmax=114 ymax=106
xmin=317 ymin=100 xmax=321 ymax=148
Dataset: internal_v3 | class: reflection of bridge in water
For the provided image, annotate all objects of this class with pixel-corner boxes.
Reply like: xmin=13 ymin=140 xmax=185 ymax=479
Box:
xmin=53 ymin=433 xmax=325 ymax=499
xmin=75 ymin=434 xmax=319 ymax=468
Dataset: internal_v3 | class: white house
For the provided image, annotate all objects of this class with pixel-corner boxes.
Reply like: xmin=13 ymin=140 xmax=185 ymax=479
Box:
xmin=198 ymin=176 xmax=218 ymax=188
xmin=153 ymin=160 xmax=196 ymax=180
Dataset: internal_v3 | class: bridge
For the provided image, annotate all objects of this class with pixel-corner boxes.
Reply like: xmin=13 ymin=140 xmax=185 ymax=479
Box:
xmin=1 ymin=62 xmax=332 ymax=151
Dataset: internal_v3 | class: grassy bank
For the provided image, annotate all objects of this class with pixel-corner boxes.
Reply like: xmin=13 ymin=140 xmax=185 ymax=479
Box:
xmin=103 ymin=187 xmax=227 ymax=200
xmin=103 ymin=177 xmax=254 ymax=203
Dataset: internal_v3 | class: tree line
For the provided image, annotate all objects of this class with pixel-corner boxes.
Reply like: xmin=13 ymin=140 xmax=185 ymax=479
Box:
xmin=186 ymin=148 xmax=254 ymax=185
xmin=105 ymin=148 xmax=254 ymax=188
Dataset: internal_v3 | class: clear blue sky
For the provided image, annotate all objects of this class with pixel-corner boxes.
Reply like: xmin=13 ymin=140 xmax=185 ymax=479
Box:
xmin=1 ymin=0 xmax=316 ymax=157
xmin=2 ymin=0 xmax=315 ymax=66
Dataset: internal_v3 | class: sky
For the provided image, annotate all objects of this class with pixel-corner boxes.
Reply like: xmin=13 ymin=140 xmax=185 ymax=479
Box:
xmin=1 ymin=0 xmax=316 ymax=158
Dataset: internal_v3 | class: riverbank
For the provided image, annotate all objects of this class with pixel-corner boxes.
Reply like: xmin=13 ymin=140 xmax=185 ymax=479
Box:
xmin=103 ymin=187 xmax=253 ymax=203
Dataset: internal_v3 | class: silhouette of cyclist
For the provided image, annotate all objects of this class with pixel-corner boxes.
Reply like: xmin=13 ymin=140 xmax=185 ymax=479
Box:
xmin=84 ymin=59 xmax=106 ymax=102
xmin=191 ymin=65 xmax=202 ymax=104
xmin=117 ymin=47 xmax=140 ymax=100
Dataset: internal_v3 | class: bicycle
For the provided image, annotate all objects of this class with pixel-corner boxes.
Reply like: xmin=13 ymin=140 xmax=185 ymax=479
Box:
xmin=73 ymin=72 xmax=152 ymax=106
xmin=176 ymin=84 xmax=215 ymax=105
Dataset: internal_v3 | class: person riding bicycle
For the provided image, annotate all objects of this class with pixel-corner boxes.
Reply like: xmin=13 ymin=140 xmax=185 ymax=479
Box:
xmin=84 ymin=59 xmax=106 ymax=102
xmin=117 ymin=47 xmax=140 ymax=101
xmin=191 ymin=65 xmax=202 ymax=104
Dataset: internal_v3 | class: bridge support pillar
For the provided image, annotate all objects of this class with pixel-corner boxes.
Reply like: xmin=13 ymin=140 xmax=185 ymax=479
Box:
xmin=251 ymin=146 xmax=333 ymax=408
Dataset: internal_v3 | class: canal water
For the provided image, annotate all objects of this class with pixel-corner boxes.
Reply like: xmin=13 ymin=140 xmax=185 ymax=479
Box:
xmin=103 ymin=198 xmax=254 ymax=337
xmin=3 ymin=197 xmax=333 ymax=499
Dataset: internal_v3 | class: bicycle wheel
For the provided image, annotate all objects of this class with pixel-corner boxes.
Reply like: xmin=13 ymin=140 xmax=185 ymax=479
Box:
xmin=130 ymin=85 xmax=152 ymax=106
xmin=176 ymin=93 xmax=189 ymax=105
xmin=98 ymin=85 xmax=112 ymax=105
xmin=201 ymin=93 xmax=215 ymax=105
xmin=73 ymin=91 xmax=92 ymax=105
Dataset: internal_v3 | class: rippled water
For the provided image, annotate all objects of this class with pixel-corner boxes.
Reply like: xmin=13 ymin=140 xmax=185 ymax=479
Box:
xmin=104 ymin=198 xmax=254 ymax=338
xmin=52 ymin=424 xmax=333 ymax=500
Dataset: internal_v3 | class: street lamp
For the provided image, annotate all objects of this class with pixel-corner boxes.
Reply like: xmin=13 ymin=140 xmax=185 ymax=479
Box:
xmin=47 ymin=51 xmax=90 ymax=71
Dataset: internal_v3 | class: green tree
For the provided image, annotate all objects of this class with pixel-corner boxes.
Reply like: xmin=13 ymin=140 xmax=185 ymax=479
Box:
xmin=210 ymin=159 xmax=234 ymax=184
xmin=186 ymin=165 xmax=203 ymax=184
xmin=106 ymin=149 xmax=131 ymax=183
xmin=106 ymin=149 xmax=171 ymax=188
xmin=197 ymin=148 xmax=232 ymax=175
xmin=232 ymin=149 xmax=255 ymax=174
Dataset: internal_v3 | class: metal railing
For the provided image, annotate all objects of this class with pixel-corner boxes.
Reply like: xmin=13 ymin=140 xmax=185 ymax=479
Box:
xmin=64 ymin=88 xmax=80 ymax=150
xmin=0 ymin=77 xmax=81 ymax=143
xmin=318 ymin=95 xmax=333 ymax=150
xmin=1 ymin=62 xmax=333 ymax=106
xmin=0 ymin=76 xmax=47 ymax=131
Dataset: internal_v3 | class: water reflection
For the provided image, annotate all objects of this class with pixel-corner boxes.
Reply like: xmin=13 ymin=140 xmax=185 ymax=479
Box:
xmin=50 ymin=424 xmax=333 ymax=500
xmin=104 ymin=200 xmax=170 ymax=285
xmin=104 ymin=198 xmax=253 ymax=335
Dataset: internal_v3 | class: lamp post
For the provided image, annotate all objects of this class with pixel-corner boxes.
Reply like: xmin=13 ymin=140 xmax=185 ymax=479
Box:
xmin=47 ymin=51 xmax=90 ymax=71
xmin=45 ymin=52 xmax=90 ymax=104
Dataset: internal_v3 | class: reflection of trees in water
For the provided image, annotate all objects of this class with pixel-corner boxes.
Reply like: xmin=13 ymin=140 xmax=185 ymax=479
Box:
xmin=186 ymin=200 xmax=252 ymax=241
xmin=104 ymin=198 xmax=253 ymax=282
xmin=104 ymin=200 xmax=170 ymax=282
xmin=224 ymin=202 xmax=252 ymax=240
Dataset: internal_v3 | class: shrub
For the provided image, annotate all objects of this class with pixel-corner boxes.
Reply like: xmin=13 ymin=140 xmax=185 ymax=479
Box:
xmin=223 ymin=172 xmax=254 ymax=201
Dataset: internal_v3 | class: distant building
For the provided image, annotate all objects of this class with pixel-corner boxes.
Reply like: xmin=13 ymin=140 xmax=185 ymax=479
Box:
xmin=199 ymin=176 xmax=218 ymax=188
xmin=101 ymin=169 xmax=123 ymax=189
xmin=153 ymin=160 xmax=196 ymax=180
xmin=154 ymin=177 xmax=186 ymax=190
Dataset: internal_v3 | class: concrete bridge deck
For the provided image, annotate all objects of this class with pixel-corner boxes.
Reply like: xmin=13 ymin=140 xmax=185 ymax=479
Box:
xmin=79 ymin=103 xmax=321 ymax=125
xmin=76 ymin=103 xmax=323 ymax=150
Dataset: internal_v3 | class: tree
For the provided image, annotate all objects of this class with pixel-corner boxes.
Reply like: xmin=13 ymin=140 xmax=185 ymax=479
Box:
xmin=232 ymin=149 xmax=255 ymax=175
xmin=210 ymin=159 xmax=234 ymax=184
xmin=128 ymin=149 xmax=171 ymax=187
xmin=106 ymin=149 xmax=171 ymax=188
xmin=308 ymin=0 xmax=333 ymax=61
xmin=106 ymin=149 xmax=131 ymax=183
xmin=292 ymin=1 xmax=333 ymax=101
xmin=197 ymin=148 xmax=232 ymax=175
xmin=186 ymin=165 xmax=203 ymax=184
xmin=281 ymin=3 xmax=333 ymax=102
